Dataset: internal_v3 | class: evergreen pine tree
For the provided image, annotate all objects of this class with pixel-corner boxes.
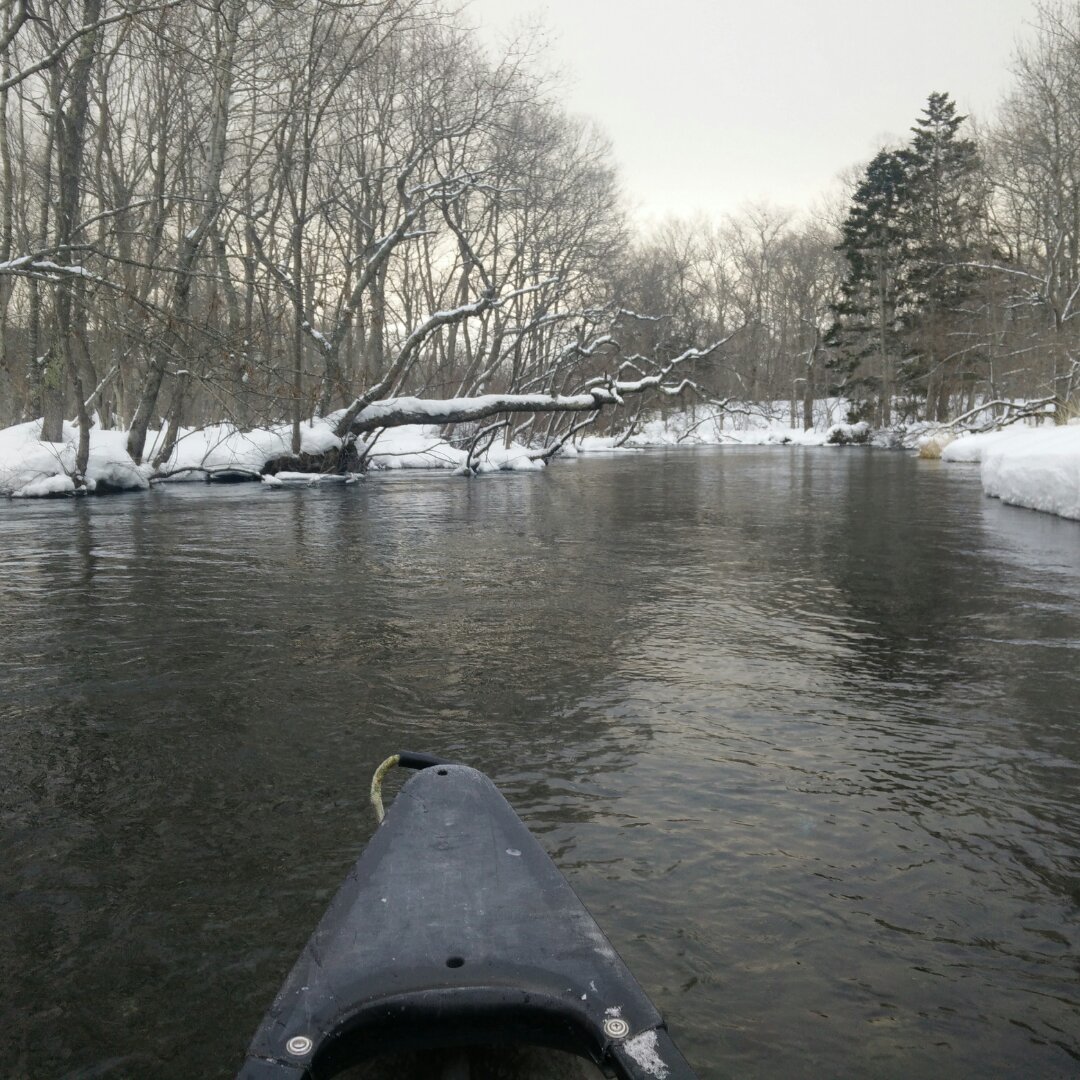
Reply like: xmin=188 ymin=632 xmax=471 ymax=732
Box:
xmin=901 ymin=92 xmax=983 ymax=420
xmin=828 ymin=92 xmax=983 ymax=423
xmin=827 ymin=148 xmax=911 ymax=425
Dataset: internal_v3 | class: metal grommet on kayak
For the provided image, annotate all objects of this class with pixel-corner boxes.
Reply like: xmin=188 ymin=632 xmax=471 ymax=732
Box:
xmin=237 ymin=754 xmax=698 ymax=1079
xmin=284 ymin=1036 xmax=312 ymax=1057
xmin=604 ymin=1017 xmax=631 ymax=1039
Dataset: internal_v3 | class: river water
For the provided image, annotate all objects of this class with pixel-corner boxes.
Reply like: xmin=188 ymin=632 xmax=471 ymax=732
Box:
xmin=2 ymin=448 xmax=1078 ymax=1079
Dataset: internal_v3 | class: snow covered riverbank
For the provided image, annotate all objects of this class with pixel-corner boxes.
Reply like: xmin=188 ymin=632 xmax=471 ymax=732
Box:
xmin=0 ymin=416 xmax=545 ymax=497
xmin=0 ymin=400 xmax=869 ymax=498
xmin=579 ymin=400 xmax=857 ymax=450
xmin=941 ymin=422 xmax=1080 ymax=521
xmin=3 ymin=406 xmax=1077 ymax=525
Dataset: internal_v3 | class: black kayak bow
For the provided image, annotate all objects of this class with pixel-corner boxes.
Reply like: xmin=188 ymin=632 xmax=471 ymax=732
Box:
xmin=237 ymin=755 xmax=698 ymax=1079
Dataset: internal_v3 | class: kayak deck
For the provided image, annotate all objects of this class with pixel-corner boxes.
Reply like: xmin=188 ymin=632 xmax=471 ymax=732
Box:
xmin=238 ymin=761 xmax=697 ymax=1079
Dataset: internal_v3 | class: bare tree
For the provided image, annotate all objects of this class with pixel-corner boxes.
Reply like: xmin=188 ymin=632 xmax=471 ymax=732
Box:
xmin=985 ymin=2 xmax=1080 ymax=418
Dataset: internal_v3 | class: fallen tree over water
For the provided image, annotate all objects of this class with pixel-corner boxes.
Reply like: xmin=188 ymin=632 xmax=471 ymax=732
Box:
xmin=0 ymin=332 xmax=736 ymax=494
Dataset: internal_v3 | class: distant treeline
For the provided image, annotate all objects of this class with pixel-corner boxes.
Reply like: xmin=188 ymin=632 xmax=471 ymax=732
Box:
xmin=1 ymin=0 xmax=1077 ymax=466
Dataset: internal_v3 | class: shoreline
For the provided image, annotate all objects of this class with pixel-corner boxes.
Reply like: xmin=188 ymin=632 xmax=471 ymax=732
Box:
xmin=2 ymin=412 xmax=1077 ymax=523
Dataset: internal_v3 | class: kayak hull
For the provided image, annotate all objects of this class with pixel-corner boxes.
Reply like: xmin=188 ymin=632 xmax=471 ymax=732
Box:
xmin=237 ymin=762 xmax=697 ymax=1079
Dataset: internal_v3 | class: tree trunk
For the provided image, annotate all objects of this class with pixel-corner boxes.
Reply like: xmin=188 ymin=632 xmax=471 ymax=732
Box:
xmin=127 ymin=0 xmax=240 ymax=464
xmin=802 ymin=348 xmax=815 ymax=431
xmin=45 ymin=0 xmax=102 ymax=467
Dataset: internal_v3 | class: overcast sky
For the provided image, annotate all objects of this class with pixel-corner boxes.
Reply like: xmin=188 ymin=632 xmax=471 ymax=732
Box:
xmin=464 ymin=0 xmax=1038 ymax=225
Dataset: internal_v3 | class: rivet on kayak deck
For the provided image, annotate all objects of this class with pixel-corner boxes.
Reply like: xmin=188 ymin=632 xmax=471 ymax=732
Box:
xmin=285 ymin=1035 xmax=313 ymax=1056
xmin=604 ymin=1018 xmax=630 ymax=1039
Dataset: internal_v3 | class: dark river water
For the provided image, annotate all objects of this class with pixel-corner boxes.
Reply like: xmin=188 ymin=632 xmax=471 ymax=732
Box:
xmin=2 ymin=448 xmax=1079 ymax=1079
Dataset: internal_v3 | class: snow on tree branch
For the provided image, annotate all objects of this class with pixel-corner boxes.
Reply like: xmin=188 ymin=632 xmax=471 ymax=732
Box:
xmin=347 ymin=389 xmax=617 ymax=434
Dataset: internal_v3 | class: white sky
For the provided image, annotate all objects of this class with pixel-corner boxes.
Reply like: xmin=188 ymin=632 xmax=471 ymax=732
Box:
xmin=464 ymin=0 xmax=1038 ymax=225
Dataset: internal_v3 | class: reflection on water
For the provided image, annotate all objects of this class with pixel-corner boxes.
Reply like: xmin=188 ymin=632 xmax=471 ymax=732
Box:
xmin=1 ymin=449 xmax=1078 ymax=1079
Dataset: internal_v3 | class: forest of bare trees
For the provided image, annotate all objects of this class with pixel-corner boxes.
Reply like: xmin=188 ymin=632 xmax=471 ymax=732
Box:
xmin=1 ymin=0 xmax=1079 ymax=484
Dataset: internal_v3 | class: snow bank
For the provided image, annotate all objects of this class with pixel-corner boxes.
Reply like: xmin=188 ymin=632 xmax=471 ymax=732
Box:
xmin=621 ymin=412 xmax=834 ymax=447
xmin=943 ymin=422 xmax=1080 ymax=520
xmin=0 ymin=415 xmax=545 ymax=497
xmin=361 ymin=423 xmax=542 ymax=473
xmin=0 ymin=420 xmax=74 ymax=496
xmin=0 ymin=419 xmax=152 ymax=497
xmin=982 ymin=424 xmax=1080 ymax=520
xmin=0 ymin=417 xmax=332 ymax=496
xmin=150 ymin=418 xmax=342 ymax=479
xmin=362 ymin=423 xmax=464 ymax=470
xmin=87 ymin=428 xmax=155 ymax=490
xmin=940 ymin=426 xmax=1032 ymax=464
xmin=0 ymin=398 xmax=863 ymax=499
xmin=9 ymin=399 xmax=1070 ymax=514
xmin=577 ymin=400 xmax=857 ymax=451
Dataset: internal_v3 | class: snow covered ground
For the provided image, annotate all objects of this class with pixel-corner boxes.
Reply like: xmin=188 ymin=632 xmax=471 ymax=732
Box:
xmin=0 ymin=420 xmax=153 ymax=497
xmin=0 ymin=415 xmax=544 ymax=497
xmin=361 ymin=423 xmax=542 ymax=473
xmin=4 ymin=401 xmax=1076 ymax=523
xmin=577 ymin=399 xmax=854 ymax=450
xmin=1 ymin=401 xmax=850 ymax=498
xmin=941 ymin=422 xmax=1080 ymax=521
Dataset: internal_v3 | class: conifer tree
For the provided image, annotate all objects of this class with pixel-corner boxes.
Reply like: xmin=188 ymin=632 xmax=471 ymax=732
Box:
xmin=827 ymin=148 xmax=911 ymax=425
xmin=901 ymin=92 xmax=983 ymax=420
xmin=828 ymin=93 xmax=983 ymax=423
